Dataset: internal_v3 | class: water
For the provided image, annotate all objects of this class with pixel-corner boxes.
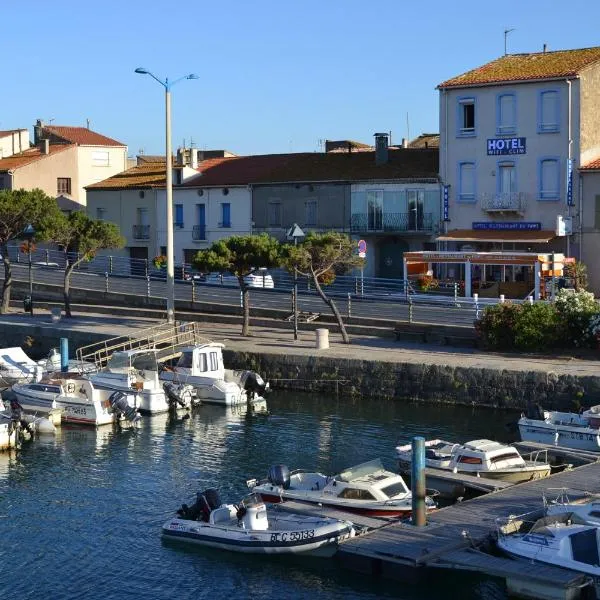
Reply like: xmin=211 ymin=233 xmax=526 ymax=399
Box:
xmin=0 ymin=393 xmax=520 ymax=600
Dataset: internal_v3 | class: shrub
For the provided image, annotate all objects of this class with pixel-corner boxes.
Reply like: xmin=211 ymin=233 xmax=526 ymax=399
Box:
xmin=513 ymin=303 xmax=560 ymax=352
xmin=475 ymin=303 xmax=522 ymax=350
xmin=563 ymin=261 xmax=588 ymax=291
xmin=554 ymin=289 xmax=600 ymax=347
xmin=417 ymin=275 xmax=439 ymax=292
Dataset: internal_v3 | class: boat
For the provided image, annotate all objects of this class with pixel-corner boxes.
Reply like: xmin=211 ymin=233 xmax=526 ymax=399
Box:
xmin=88 ymin=349 xmax=197 ymax=414
xmin=12 ymin=374 xmax=141 ymax=426
xmin=497 ymin=511 xmax=600 ymax=591
xmin=544 ymin=489 xmax=600 ymax=526
xmin=248 ymin=458 xmax=435 ymax=518
xmin=518 ymin=403 xmax=600 ymax=452
xmin=396 ymin=438 xmax=551 ymax=484
xmin=0 ymin=401 xmax=38 ymax=449
xmin=159 ymin=342 xmax=269 ymax=406
xmin=162 ymin=488 xmax=355 ymax=555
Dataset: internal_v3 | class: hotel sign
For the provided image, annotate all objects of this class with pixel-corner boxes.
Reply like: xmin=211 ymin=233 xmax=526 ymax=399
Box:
xmin=472 ymin=222 xmax=541 ymax=231
xmin=487 ymin=137 xmax=526 ymax=155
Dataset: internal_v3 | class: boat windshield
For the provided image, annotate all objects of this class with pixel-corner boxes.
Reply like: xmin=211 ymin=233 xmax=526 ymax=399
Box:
xmin=106 ymin=351 xmax=159 ymax=372
xmin=338 ymin=459 xmax=385 ymax=482
xmin=240 ymin=493 xmax=265 ymax=509
xmin=177 ymin=352 xmax=193 ymax=368
xmin=380 ymin=481 xmax=407 ymax=499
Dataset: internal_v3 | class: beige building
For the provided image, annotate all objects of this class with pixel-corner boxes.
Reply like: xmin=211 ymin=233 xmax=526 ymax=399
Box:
xmin=579 ymin=158 xmax=600 ymax=292
xmin=438 ymin=46 xmax=600 ymax=291
xmin=0 ymin=120 xmax=127 ymax=210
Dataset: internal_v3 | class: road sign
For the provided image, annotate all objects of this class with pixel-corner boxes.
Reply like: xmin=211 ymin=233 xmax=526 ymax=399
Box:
xmin=358 ymin=239 xmax=367 ymax=258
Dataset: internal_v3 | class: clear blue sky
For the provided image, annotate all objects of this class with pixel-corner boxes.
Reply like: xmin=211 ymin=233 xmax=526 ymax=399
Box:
xmin=3 ymin=0 xmax=599 ymax=157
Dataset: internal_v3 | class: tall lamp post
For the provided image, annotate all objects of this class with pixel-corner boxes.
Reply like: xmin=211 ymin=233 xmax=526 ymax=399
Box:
xmin=287 ymin=223 xmax=305 ymax=341
xmin=22 ymin=224 xmax=35 ymax=316
xmin=135 ymin=67 xmax=198 ymax=324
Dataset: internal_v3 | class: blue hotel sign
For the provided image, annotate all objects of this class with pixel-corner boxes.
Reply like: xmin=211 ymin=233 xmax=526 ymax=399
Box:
xmin=472 ymin=222 xmax=541 ymax=231
xmin=487 ymin=137 xmax=526 ymax=155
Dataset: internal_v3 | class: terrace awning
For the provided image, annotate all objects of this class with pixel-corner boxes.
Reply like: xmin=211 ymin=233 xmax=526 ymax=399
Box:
xmin=436 ymin=229 xmax=556 ymax=244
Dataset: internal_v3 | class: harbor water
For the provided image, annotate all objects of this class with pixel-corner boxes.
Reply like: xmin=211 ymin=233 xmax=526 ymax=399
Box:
xmin=0 ymin=391 xmax=520 ymax=599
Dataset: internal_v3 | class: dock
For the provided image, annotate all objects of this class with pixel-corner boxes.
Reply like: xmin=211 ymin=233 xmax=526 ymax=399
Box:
xmin=277 ymin=460 xmax=600 ymax=599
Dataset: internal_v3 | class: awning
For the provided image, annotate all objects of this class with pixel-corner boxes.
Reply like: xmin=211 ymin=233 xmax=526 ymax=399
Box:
xmin=436 ymin=229 xmax=556 ymax=243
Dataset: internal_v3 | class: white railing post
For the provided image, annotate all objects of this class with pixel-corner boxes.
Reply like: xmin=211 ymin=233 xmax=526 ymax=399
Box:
xmin=499 ymin=294 xmax=505 ymax=303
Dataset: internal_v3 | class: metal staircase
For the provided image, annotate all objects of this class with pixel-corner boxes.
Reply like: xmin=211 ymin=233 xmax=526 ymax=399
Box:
xmin=76 ymin=321 xmax=210 ymax=371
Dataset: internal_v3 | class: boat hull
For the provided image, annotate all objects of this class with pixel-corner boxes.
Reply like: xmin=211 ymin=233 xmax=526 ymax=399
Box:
xmin=518 ymin=418 xmax=600 ymax=452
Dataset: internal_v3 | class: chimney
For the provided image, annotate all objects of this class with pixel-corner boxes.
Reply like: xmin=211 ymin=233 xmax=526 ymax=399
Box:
xmin=190 ymin=149 xmax=198 ymax=169
xmin=39 ymin=139 xmax=49 ymax=155
xmin=401 ymin=137 xmax=408 ymax=149
xmin=34 ymin=119 xmax=44 ymax=144
xmin=374 ymin=132 xmax=389 ymax=165
xmin=176 ymin=147 xmax=186 ymax=166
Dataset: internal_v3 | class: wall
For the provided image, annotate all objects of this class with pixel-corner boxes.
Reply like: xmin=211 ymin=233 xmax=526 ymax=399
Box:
xmin=0 ymin=130 xmax=29 ymax=158
xmin=580 ymin=170 xmax=600 ymax=294
xmin=579 ymin=64 xmax=600 ymax=166
xmin=76 ymin=145 xmax=128 ymax=207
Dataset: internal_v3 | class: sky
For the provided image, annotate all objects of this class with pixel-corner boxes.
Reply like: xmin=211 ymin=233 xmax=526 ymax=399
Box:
xmin=3 ymin=0 xmax=600 ymax=158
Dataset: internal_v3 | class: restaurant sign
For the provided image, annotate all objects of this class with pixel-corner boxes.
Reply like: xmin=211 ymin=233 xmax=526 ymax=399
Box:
xmin=487 ymin=137 xmax=526 ymax=155
xmin=472 ymin=222 xmax=541 ymax=231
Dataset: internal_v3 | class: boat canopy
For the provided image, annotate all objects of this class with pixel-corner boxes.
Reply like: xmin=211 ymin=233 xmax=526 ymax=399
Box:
xmin=338 ymin=459 xmax=386 ymax=482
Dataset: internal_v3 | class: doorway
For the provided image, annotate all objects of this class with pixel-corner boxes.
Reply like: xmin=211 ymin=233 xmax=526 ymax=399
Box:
xmin=378 ymin=239 xmax=409 ymax=279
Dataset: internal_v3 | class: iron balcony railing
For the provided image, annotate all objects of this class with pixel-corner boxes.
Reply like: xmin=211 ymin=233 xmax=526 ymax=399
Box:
xmin=192 ymin=225 xmax=206 ymax=241
xmin=132 ymin=224 xmax=150 ymax=240
xmin=481 ymin=192 xmax=529 ymax=212
xmin=350 ymin=212 xmax=434 ymax=233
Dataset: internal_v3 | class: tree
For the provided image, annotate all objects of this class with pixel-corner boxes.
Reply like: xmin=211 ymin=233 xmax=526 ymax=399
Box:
xmin=282 ymin=232 xmax=363 ymax=344
xmin=192 ymin=234 xmax=281 ymax=336
xmin=37 ymin=211 xmax=125 ymax=317
xmin=0 ymin=189 xmax=60 ymax=313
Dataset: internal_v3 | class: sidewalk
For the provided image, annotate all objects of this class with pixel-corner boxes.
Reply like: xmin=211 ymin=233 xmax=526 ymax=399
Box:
xmin=2 ymin=308 xmax=598 ymax=378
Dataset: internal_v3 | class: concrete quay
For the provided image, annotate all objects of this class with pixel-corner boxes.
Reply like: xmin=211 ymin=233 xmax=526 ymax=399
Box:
xmin=0 ymin=304 xmax=599 ymax=410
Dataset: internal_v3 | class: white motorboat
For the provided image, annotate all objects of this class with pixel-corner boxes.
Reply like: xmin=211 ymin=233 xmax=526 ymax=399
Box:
xmin=396 ymin=438 xmax=551 ymax=484
xmin=0 ymin=347 xmax=44 ymax=388
xmin=0 ymin=401 xmax=39 ymax=449
xmin=160 ymin=342 xmax=269 ymax=406
xmin=248 ymin=459 xmax=435 ymax=518
xmin=497 ymin=512 xmax=600 ymax=588
xmin=89 ymin=349 xmax=197 ymax=415
xmin=12 ymin=374 xmax=141 ymax=426
xmin=544 ymin=490 xmax=600 ymax=526
xmin=518 ymin=404 xmax=600 ymax=452
xmin=162 ymin=489 xmax=354 ymax=555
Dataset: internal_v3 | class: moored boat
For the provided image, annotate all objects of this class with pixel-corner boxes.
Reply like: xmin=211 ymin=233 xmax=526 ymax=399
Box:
xmin=395 ymin=438 xmax=551 ymax=484
xmin=162 ymin=489 xmax=355 ymax=555
xmin=249 ymin=459 xmax=435 ymax=518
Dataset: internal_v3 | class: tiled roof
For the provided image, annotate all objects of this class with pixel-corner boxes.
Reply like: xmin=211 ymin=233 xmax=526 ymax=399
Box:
xmin=183 ymin=149 xmax=439 ymax=187
xmin=86 ymin=163 xmax=166 ymax=190
xmin=42 ymin=125 xmax=125 ymax=147
xmin=408 ymin=133 xmax=440 ymax=149
xmin=137 ymin=154 xmax=168 ymax=164
xmin=0 ymin=144 xmax=72 ymax=172
xmin=581 ymin=157 xmax=600 ymax=170
xmin=439 ymin=46 xmax=600 ymax=88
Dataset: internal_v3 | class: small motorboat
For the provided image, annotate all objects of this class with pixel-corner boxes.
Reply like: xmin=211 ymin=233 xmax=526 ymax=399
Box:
xmin=544 ymin=490 xmax=600 ymax=526
xmin=162 ymin=488 xmax=355 ymax=555
xmin=248 ymin=459 xmax=435 ymax=518
xmin=396 ymin=438 xmax=551 ymax=484
xmin=497 ymin=511 xmax=600 ymax=587
xmin=0 ymin=401 xmax=38 ymax=449
xmin=160 ymin=342 xmax=269 ymax=406
xmin=517 ymin=404 xmax=600 ymax=452
xmin=0 ymin=347 xmax=44 ymax=388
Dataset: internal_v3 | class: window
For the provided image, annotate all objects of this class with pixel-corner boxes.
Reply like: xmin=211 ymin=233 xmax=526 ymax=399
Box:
xmin=380 ymin=482 xmax=407 ymax=498
xmin=538 ymin=90 xmax=559 ymax=133
xmin=92 ymin=150 xmax=110 ymax=166
xmin=458 ymin=162 xmax=476 ymax=202
xmin=595 ymin=196 xmax=600 ymax=230
xmin=198 ymin=353 xmax=208 ymax=372
xmin=96 ymin=207 xmax=106 ymax=221
xmin=209 ymin=352 xmax=218 ymax=371
xmin=496 ymin=93 xmax=516 ymax=134
xmin=268 ymin=201 xmax=282 ymax=227
xmin=457 ymin=455 xmax=483 ymax=465
xmin=194 ymin=203 xmax=206 ymax=240
xmin=457 ymin=97 xmax=476 ymax=136
xmin=305 ymin=200 xmax=317 ymax=226
xmin=407 ymin=190 xmax=424 ymax=230
xmin=220 ymin=203 xmax=231 ymax=228
xmin=539 ymin=158 xmax=560 ymax=200
xmin=498 ymin=162 xmax=516 ymax=195
xmin=336 ymin=488 xmax=376 ymax=500
xmin=174 ymin=204 xmax=184 ymax=228
xmin=57 ymin=177 xmax=71 ymax=195
xmin=367 ymin=190 xmax=383 ymax=230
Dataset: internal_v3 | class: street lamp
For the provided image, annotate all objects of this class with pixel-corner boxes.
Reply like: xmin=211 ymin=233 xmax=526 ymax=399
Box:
xmin=287 ymin=223 xmax=305 ymax=340
xmin=135 ymin=67 xmax=198 ymax=324
xmin=22 ymin=224 xmax=34 ymax=316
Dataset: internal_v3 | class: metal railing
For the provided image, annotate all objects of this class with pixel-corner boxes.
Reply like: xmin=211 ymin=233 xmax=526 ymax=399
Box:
xmin=192 ymin=225 xmax=206 ymax=241
xmin=132 ymin=224 xmax=151 ymax=240
xmin=481 ymin=192 xmax=528 ymax=212
xmin=350 ymin=212 xmax=434 ymax=233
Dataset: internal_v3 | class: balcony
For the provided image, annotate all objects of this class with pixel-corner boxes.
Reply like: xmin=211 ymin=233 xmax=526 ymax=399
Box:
xmin=132 ymin=224 xmax=150 ymax=240
xmin=350 ymin=212 xmax=434 ymax=233
xmin=481 ymin=192 xmax=528 ymax=214
xmin=192 ymin=224 xmax=206 ymax=241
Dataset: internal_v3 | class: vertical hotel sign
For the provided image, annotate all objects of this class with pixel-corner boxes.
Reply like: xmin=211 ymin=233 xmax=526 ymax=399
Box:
xmin=566 ymin=158 xmax=574 ymax=206
xmin=443 ymin=185 xmax=450 ymax=221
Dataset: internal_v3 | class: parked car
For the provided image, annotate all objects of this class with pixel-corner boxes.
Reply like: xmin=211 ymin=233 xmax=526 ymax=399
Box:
xmin=204 ymin=269 xmax=275 ymax=289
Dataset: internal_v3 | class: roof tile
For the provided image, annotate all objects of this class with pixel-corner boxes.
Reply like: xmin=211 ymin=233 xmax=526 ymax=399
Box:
xmin=581 ymin=157 xmax=600 ymax=170
xmin=0 ymin=144 xmax=72 ymax=172
xmin=42 ymin=125 xmax=125 ymax=147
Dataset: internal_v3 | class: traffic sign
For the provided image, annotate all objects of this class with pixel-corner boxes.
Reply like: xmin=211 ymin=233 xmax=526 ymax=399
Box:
xmin=358 ymin=239 xmax=367 ymax=258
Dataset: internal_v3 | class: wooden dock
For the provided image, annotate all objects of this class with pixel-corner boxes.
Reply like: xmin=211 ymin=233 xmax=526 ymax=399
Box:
xmin=277 ymin=461 xmax=600 ymax=599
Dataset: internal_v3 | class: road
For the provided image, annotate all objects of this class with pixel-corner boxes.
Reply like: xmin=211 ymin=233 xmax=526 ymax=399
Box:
xmin=8 ymin=263 xmax=480 ymax=327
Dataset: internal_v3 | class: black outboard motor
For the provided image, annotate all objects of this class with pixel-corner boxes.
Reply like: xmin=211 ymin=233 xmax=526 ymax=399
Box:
xmin=240 ymin=371 xmax=268 ymax=400
xmin=109 ymin=391 xmax=141 ymax=423
xmin=268 ymin=465 xmax=290 ymax=489
xmin=163 ymin=382 xmax=193 ymax=409
xmin=525 ymin=401 xmax=545 ymax=421
xmin=202 ymin=488 xmax=221 ymax=510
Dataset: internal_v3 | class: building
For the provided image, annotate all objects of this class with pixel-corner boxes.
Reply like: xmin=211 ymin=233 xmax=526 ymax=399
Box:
xmin=579 ymin=157 xmax=600 ymax=291
xmin=438 ymin=46 xmax=600 ymax=289
xmin=0 ymin=120 xmax=127 ymax=211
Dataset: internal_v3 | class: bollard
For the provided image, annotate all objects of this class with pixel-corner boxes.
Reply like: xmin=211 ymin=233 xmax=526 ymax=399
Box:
xmin=499 ymin=294 xmax=505 ymax=303
xmin=60 ymin=338 xmax=69 ymax=373
xmin=105 ymin=272 xmax=109 ymax=293
xmin=347 ymin=293 xmax=351 ymax=319
xmin=411 ymin=436 xmax=426 ymax=527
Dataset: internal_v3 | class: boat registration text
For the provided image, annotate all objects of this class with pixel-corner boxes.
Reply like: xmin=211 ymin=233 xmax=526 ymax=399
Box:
xmin=270 ymin=530 xmax=314 ymax=542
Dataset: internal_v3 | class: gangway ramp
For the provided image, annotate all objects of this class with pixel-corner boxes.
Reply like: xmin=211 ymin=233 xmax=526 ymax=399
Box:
xmin=76 ymin=321 xmax=208 ymax=370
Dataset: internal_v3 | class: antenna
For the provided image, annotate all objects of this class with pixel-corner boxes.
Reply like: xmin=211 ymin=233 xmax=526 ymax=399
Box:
xmin=86 ymin=118 xmax=90 ymax=130
xmin=406 ymin=113 xmax=410 ymax=144
xmin=504 ymin=28 xmax=515 ymax=56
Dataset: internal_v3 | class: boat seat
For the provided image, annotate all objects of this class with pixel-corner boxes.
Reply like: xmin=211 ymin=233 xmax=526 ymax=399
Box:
xmin=209 ymin=506 xmax=234 ymax=525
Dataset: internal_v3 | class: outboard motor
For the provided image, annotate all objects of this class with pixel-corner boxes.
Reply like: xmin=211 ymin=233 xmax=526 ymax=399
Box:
xmin=202 ymin=488 xmax=222 ymax=510
xmin=268 ymin=464 xmax=290 ymax=489
xmin=239 ymin=370 xmax=268 ymax=400
xmin=240 ymin=494 xmax=268 ymax=531
xmin=163 ymin=382 xmax=195 ymax=410
xmin=525 ymin=401 xmax=544 ymax=421
xmin=109 ymin=391 xmax=141 ymax=423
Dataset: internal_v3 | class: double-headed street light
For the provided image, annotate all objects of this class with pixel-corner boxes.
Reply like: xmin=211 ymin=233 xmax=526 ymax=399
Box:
xmin=135 ymin=67 xmax=198 ymax=324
